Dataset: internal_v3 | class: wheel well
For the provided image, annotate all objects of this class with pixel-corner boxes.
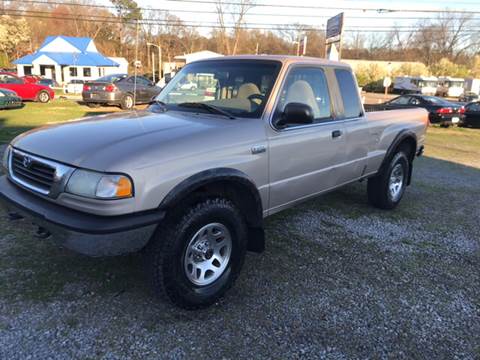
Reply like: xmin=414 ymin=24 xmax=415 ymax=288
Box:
xmin=161 ymin=178 xmax=265 ymax=253
xmin=397 ymin=136 xmax=416 ymax=162
xmin=395 ymin=136 xmax=417 ymax=185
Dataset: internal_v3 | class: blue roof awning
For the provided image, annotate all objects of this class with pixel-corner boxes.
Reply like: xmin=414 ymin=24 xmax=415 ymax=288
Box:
xmin=13 ymin=52 xmax=119 ymax=67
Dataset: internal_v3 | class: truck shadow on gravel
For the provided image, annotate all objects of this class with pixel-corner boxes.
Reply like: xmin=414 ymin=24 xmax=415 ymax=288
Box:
xmin=0 ymin=155 xmax=479 ymax=359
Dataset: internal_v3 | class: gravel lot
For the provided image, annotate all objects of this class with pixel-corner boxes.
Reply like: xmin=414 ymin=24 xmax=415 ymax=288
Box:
xmin=0 ymin=133 xmax=479 ymax=359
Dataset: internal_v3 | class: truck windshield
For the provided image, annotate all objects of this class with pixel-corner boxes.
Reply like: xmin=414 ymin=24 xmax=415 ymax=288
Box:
xmin=155 ymin=60 xmax=281 ymax=118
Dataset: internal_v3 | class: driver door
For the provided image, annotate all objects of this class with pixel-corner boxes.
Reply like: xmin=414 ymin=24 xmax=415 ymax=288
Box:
xmin=267 ymin=66 xmax=347 ymax=212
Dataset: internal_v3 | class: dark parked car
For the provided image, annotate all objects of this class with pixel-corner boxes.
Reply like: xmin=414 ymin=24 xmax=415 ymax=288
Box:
xmin=0 ymin=89 xmax=22 ymax=109
xmin=459 ymin=92 xmax=479 ymax=103
xmin=82 ymin=74 xmax=162 ymax=110
xmin=366 ymin=94 xmax=464 ymax=127
xmin=461 ymin=102 xmax=480 ymax=128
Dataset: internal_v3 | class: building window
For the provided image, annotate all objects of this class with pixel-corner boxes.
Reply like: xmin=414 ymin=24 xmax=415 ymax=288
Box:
xmin=24 ymin=66 xmax=33 ymax=75
xmin=83 ymin=67 xmax=91 ymax=77
xmin=69 ymin=67 xmax=78 ymax=77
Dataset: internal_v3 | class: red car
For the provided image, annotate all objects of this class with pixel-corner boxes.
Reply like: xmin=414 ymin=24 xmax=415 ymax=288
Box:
xmin=0 ymin=72 xmax=54 ymax=103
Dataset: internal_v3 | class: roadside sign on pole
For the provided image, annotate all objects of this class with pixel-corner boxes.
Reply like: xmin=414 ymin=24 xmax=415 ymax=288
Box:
xmin=383 ymin=76 xmax=392 ymax=97
xmin=325 ymin=13 xmax=344 ymax=60
xmin=326 ymin=13 xmax=344 ymax=39
xmin=383 ymin=77 xmax=392 ymax=88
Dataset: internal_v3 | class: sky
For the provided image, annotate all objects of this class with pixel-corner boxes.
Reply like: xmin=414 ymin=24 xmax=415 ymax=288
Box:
xmin=97 ymin=0 xmax=480 ymax=36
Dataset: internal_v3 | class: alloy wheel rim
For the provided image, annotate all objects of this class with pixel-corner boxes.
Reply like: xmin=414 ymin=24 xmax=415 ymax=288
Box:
xmin=126 ymin=96 xmax=133 ymax=108
xmin=389 ymin=163 xmax=404 ymax=201
xmin=40 ymin=92 xmax=48 ymax=102
xmin=184 ymin=223 xmax=232 ymax=286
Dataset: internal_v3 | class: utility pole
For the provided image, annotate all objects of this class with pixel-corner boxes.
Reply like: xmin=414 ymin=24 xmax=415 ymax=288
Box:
xmin=151 ymin=51 xmax=155 ymax=83
xmin=133 ymin=19 xmax=139 ymax=109
xmin=147 ymin=43 xmax=162 ymax=81
xmin=302 ymin=36 xmax=308 ymax=56
xmin=255 ymin=43 xmax=259 ymax=55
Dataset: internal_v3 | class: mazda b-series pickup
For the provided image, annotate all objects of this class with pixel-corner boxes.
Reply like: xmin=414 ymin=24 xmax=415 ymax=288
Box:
xmin=0 ymin=56 xmax=428 ymax=309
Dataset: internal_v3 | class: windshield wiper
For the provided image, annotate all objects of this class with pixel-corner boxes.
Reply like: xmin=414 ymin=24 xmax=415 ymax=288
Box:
xmin=177 ymin=102 xmax=236 ymax=119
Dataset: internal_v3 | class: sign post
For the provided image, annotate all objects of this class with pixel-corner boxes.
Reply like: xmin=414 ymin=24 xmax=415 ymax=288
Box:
xmin=325 ymin=13 xmax=344 ymax=61
xmin=383 ymin=76 xmax=392 ymax=98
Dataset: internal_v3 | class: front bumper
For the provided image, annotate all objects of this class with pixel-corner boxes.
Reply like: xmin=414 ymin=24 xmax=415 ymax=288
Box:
xmin=0 ymin=176 xmax=164 ymax=257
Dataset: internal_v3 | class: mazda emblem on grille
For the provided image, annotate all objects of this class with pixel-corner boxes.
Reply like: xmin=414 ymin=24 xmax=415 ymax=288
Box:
xmin=22 ymin=156 xmax=32 ymax=168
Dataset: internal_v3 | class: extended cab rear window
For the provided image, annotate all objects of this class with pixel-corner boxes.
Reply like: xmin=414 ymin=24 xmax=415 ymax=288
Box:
xmin=335 ymin=69 xmax=363 ymax=119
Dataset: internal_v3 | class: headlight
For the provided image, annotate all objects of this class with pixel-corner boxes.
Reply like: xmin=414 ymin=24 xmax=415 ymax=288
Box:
xmin=2 ymin=145 xmax=11 ymax=171
xmin=66 ymin=169 xmax=133 ymax=199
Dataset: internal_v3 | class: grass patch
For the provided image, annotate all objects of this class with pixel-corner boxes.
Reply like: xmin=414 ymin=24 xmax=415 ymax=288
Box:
xmin=425 ymin=126 xmax=480 ymax=168
xmin=0 ymin=99 xmax=119 ymax=143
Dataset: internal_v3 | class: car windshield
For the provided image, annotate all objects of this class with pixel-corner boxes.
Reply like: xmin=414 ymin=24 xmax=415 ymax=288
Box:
xmin=155 ymin=60 xmax=281 ymax=118
xmin=96 ymin=74 xmax=127 ymax=83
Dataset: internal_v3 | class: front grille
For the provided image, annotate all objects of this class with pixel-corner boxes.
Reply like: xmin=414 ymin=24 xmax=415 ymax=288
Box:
xmin=11 ymin=151 xmax=56 ymax=192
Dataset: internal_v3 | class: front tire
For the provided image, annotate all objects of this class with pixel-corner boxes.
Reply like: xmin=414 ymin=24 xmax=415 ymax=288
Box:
xmin=145 ymin=198 xmax=247 ymax=309
xmin=36 ymin=90 xmax=51 ymax=103
xmin=367 ymin=150 xmax=409 ymax=210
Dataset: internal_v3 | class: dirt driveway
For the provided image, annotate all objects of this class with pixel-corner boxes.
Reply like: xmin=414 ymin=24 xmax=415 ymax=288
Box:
xmin=0 ymin=129 xmax=479 ymax=359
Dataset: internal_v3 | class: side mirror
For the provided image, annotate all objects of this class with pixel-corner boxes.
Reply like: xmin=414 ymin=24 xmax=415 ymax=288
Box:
xmin=275 ymin=102 xmax=314 ymax=128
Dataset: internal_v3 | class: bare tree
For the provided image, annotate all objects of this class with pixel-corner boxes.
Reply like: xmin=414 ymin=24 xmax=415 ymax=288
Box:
xmin=215 ymin=0 xmax=255 ymax=55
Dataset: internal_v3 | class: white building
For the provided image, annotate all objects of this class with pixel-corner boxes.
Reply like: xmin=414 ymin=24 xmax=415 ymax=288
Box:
xmin=14 ymin=36 xmax=127 ymax=85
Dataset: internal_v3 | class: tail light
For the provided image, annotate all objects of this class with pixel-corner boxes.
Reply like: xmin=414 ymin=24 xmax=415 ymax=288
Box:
xmin=104 ymin=84 xmax=117 ymax=92
xmin=436 ymin=107 xmax=453 ymax=114
xmin=459 ymin=107 xmax=465 ymax=114
xmin=204 ymin=90 xmax=215 ymax=97
xmin=83 ymin=84 xmax=91 ymax=92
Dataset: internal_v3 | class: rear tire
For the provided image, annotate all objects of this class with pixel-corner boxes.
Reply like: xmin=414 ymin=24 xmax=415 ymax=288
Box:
xmin=367 ymin=150 xmax=409 ymax=210
xmin=36 ymin=90 xmax=50 ymax=103
xmin=144 ymin=198 xmax=247 ymax=309
xmin=120 ymin=94 xmax=134 ymax=110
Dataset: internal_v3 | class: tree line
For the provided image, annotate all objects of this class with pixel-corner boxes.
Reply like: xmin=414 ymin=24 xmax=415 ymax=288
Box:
xmin=1 ymin=0 xmax=479 ymax=80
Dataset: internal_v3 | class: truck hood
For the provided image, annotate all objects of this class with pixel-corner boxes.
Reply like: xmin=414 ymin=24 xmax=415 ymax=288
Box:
xmin=11 ymin=109 xmax=243 ymax=171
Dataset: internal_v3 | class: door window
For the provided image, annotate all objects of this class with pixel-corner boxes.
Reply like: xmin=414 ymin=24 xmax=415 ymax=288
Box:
xmin=390 ymin=96 xmax=411 ymax=105
xmin=335 ymin=69 xmax=363 ymax=118
xmin=274 ymin=66 xmax=331 ymax=127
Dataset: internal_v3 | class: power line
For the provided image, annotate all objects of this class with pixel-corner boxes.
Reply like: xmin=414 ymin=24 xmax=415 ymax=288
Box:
xmin=5 ymin=0 xmax=480 ymax=15
xmin=164 ymin=0 xmax=480 ymax=14
xmin=3 ymin=10 xmax=480 ymax=34
xmin=6 ymin=8 xmax=479 ymax=29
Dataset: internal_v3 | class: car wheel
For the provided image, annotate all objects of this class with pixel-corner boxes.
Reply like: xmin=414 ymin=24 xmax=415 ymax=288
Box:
xmin=36 ymin=91 xmax=51 ymax=103
xmin=367 ymin=150 xmax=409 ymax=210
xmin=120 ymin=94 xmax=134 ymax=110
xmin=145 ymin=198 xmax=247 ymax=309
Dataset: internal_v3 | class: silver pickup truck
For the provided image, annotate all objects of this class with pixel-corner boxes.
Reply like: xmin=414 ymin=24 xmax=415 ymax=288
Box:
xmin=0 ymin=56 xmax=428 ymax=309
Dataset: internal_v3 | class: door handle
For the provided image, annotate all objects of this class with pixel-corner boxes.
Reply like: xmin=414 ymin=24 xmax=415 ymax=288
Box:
xmin=332 ymin=130 xmax=343 ymax=138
